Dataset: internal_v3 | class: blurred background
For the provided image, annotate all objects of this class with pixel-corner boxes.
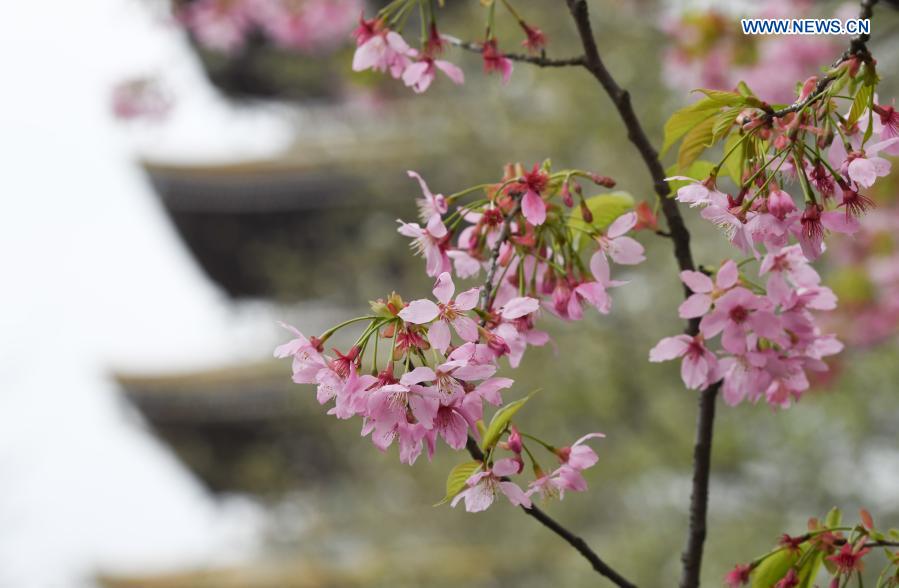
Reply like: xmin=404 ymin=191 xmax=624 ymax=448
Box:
xmin=1 ymin=0 xmax=898 ymax=586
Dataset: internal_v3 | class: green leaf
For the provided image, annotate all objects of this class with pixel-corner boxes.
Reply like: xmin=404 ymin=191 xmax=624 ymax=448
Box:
xmin=692 ymin=89 xmax=748 ymax=106
xmin=435 ymin=461 xmax=482 ymax=506
xmin=662 ymin=98 xmax=725 ymax=156
xmin=712 ymin=107 xmax=742 ymax=145
xmin=481 ymin=390 xmax=538 ymax=451
xmin=848 ymin=83 xmax=872 ymax=127
xmin=723 ymin=134 xmax=745 ymax=184
xmin=751 ymin=550 xmax=800 ymax=588
xmin=568 ymin=191 xmax=634 ymax=232
xmin=796 ymin=548 xmax=824 ymax=588
xmin=677 ymin=116 xmax=717 ymax=172
xmin=737 ymin=81 xmax=756 ymax=98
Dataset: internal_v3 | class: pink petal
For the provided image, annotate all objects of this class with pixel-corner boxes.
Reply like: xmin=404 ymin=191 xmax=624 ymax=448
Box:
xmin=499 ymin=481 xmax=531 ymax=508
xmin=678 ymin=294 xmax=712 ymax=319
xmin=400 ymin=366 xmax=436 ymax=386
xmin=409 ymin=392 xmax=439 ymax=427
xmin=681 ymin=352 xmax=711 ymax=390
xmin=648 ymin=335 xmax=690 ymax=362
xmin=454 ymin=287 xmax=481 ymax=311
xmin=401 ymin=61 xmax=430 ymax=88
xmin=426 ymin=213 xmax=447 ymax=238
xmin=435 ymin=59 xmax=465 ymax=84
xmin=474 ymin=377 xmax=514 ymax=405
xmin=715 ymin=259 xmax=739 ymax=289
xmin=568 ymin=445 xmax=599 ymax=470
xmin=432 ymin=272 xmax=455 ymax=304
xmin=399 ymin=299 xmax=440 ymax=323
xmin=680 ymin=270 xmax=713 ymax=294
xmin=608 ymin=236 xmax=645 ymax=265
xmin=607 ymin=211 xmax=637 ymax=239
xmin=492 ymin=458 xmax=520 ymax=477
xmin=428 ymin=319 xmax=452 ymax=352
xmin=589 ymin=251 xmax=611 ymax=284
xmin=848 ymin=158 xmax=877 ymax=188
xmin=521 ymin=190 xmax=546 ymax=226
xmin=407 ymin=170 xmax=434 ymax=200
xmin=452 ymin=315 xmax=480 ymax=342
xmin=699 ymin=309 xmax=727 ymax=338
xmin=438 ymin=410 xmax=469 ymax=449
xmin=500 ymin=297 xmax=540 ymax=319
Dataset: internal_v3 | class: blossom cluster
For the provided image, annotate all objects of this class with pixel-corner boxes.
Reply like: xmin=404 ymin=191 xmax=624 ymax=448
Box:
xmin=178 ymin=0 xmax=361 ymax=55
xmin=652 ymin=46 xmax=897 ymax=407
xmin=275 ymin=162 xmax=647 ymax=511
xmin=651 ymin=250 xmax=842 ymax=408
xmin=351 ymin=0 xmax=546 ymax=93
xmin=725 ymin=508 xmax=899 ymax=588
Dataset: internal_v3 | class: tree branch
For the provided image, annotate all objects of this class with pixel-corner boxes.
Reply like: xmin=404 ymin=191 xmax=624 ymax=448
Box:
xmin=561 ymin=2 xmax=717 ymax=586
xmin=465 ymin=439 xmax=637 ymax=588
xmin=447 ymin=38 xmax=586 ymax=68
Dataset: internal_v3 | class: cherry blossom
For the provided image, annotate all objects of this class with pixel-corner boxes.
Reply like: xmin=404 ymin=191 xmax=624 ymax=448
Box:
xmin=399 ymin=272 xmax=480 ymax=352
xmin=451 ymin=459 xmax=532 ymax=512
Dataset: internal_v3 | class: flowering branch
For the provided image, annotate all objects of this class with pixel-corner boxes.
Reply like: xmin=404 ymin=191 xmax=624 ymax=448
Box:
xmin=465 ymin=438 xmax=638 ymax=588
xmin=463 ymin=197 xmax=639 ymax=588
xmin=447 ymin=38 xmax=586 ymax=68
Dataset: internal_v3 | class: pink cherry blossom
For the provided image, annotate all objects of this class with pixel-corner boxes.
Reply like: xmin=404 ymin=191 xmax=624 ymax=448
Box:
xmin=699 ymin=287 xmax=785 ymax=354
xmin=402 ymin=56 xmax=465 ymax=93
xmin=407 ymin=170 xmax=448 ymax=223
xmin=589 ymin=212 xmax=646 ymax=279
xmin=274 ymin=322 xmax=326 ymax=381
xmin=352 ymin=30 xmax=413 ymax=79
xmin=796 ymin=203 xmax=859 ymax=261
xmin=844 ymin=138 xmax=897 ymax=189
xmin=451 ymin=459 xmax=531 ymax=512
xmin=481 ymin=39 xmax=513 ymax=84
xmin=649 ymin=334 xmax=719 ymax=390
xmin=873 ymin=102 xmax=899 ymax=154
xmin=398 ymin=272 xmax=480 ymax=352
xmin=397 ymin=215 xmax=451 ymax=277
xmin=556 ymin=432 xmax=605 ymax=470
xmin=678 ymin=260 xmax=739 ymax=319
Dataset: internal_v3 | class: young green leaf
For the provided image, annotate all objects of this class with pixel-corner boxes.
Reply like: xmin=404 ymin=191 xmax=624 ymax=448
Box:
xmin=662 ymin=98 xmax=725 ymax=156
xmin=435 ymin=461 xmax=482 ymax=506
xmin=677 ymin=116 xmax=717 ymax=172
xmin=751 ymin=550 xmax=800 ymax=588
xmin=481 ymin=390 xmax=539 ymax=451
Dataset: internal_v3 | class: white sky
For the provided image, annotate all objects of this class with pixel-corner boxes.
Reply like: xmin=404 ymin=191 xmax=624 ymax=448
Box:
xmin=0 ymin=1 xmax=296 ymax=586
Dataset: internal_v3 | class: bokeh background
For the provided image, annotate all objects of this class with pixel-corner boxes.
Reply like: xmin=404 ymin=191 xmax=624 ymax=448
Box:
xmin=2 ymin=1 xmax=898 ymax=586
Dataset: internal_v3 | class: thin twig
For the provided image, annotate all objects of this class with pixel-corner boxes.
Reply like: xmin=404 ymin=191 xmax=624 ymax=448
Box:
xmin=465 ymin=439 xmax=637 ymax=588
xmin=448 ymin=37 xmax=586 ymax=68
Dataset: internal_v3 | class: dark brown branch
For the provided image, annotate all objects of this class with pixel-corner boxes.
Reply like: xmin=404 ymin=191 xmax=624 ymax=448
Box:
xmin=561 ymin=2 xmax=715 ymax=586
xmin=465 ymin=439 xmax=637 ymax=588
xmin=679 ymin=381 xmax=720 ymax=587
xmin=448 ymin=38 xmax=586 ymax=68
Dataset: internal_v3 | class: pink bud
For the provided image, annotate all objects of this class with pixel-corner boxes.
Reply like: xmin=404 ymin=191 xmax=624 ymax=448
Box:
xmin=507 ymin=426 xmax=523 ymax=454
xmin=766 ymin=188 xmax=797 ymax=221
